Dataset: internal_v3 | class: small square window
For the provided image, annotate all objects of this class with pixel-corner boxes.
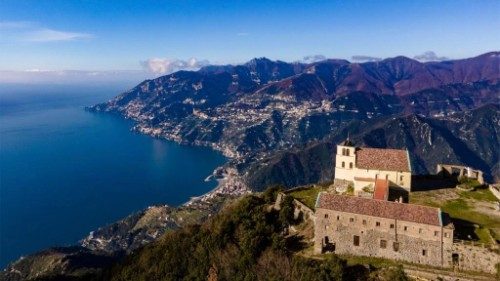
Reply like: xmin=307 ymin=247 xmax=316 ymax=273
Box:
xmin=324 ymin=214 xmax=328 ymax=219
xmin=419 ymin=228 xmax=423 ymax=234
xmin=422 ymin=250 xmax=427 ymax=256
xmin=434 ymin=231 xmax=439 ymax=236
xmin=376 ymin=222 xmax=381 ymax=227
xmin=393 ymin=242 xmax=400 ymax=252
xmin=362 ymin=220 xmax=367 ymax=225
xmin=337 ymin=216 xmax=340 ymax=221
xmin=350 ymin=218 xmax=354 ymax=223
xmin=390 ymin=224 xmax=395 ymax=229
xmin=404 ymin=226 xmax=408 ymax=231
xmin=380 ymin=240 xmax=387 ymax=249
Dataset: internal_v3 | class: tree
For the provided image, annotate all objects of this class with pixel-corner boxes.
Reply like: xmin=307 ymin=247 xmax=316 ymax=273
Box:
xmin=262 ymin=185 xmax=284 ymax=204
xmin=279 ymin=195 xmax=295 ymax=228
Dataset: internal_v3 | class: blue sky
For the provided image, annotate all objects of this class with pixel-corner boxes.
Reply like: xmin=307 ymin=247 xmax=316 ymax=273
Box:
xmin=1 ymin=0 xmax=499 ymax=82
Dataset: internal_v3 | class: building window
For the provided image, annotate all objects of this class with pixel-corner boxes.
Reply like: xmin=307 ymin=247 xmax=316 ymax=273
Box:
xmin=404 ymin=226 xmax=408 ymax=231
xmin=393 ymin=242 xmax=400 ymax=252
xmin=342 ymin=161 xmax=345 ymax=168
xmin=376 ymin=221 xmax=380 ymax=227
xmin=342 ymin=148 xmax=346 ymax=155
xmin=419 ymin=228 xmax=423 ymax=234
xmin=349 ymin=162 xmax=353 ymax=169
xmin=362 ymin=220 xmax=367 ymax=225
xmin=380 ymin=240 xmax=387 ymax=249
xmin=349 ymin=218 xmax=354 ymax=223
xmin=324 ymin=214 xmax=328 ymax=219
xmin=422 ymin=250 xmax=427 ymax=256
xmin=390 ymin=224 xmax=395 ymax=229
xmin=400 ymin=175 xmax=404 ymax=181
xmin=337 ymin=216 xmax=340 ymax=221
xmin=324 ymin=225 xmax=327 ymax=230
xmin=353 ymin=235 xmax=360 ymax=246
xmin=434 ymin=231 xmax=439 ymax=236
xmin=444 ymin=232 xmax=450 ymax=238
xmin=346 ymin=149 xmax=350 ymax=156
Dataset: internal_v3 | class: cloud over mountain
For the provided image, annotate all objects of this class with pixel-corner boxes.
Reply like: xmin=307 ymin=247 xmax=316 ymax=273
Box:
xmin=413 ymin=51 xmax=449 ymax=62
xmin=141 ymin=58 xmax=210 ymax=74
xmin=351 ymin=55 xmax=382 ymax=62
xmin=301 ymin=55 xmax=326 ymax=63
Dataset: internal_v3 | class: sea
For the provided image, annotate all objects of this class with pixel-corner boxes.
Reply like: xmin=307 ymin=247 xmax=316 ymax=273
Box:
xmin=0 ymin=83 xmax=226 ymax=268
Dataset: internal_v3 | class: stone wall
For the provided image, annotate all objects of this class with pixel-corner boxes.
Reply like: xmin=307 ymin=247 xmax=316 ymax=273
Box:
xmin=489 ymin=184 xmax=500 ymax=200
xmin=275 ymin=192 xmax=314 ymax=222
xmin=436 ymin=164 xmax=485 ymax=184
xmin=452 ymin=241 xmax=500 ymax=274
xmin=314 ymin=208 xmax=454 ymax=267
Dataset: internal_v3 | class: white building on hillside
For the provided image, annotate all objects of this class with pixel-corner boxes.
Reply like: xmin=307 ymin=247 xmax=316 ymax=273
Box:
xmin=334 ymin=139 xmax=412 ymax=193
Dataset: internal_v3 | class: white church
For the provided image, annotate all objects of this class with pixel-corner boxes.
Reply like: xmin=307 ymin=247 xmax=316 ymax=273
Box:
xmin=334 ymin=139 xmax=412 ymax=196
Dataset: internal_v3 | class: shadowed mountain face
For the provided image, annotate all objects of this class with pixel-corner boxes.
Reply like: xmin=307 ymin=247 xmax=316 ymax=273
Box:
xmin=245 ymin=104 xmax=500 ymax=190
xmin=90 ymin=52 xmax=499 ymax=189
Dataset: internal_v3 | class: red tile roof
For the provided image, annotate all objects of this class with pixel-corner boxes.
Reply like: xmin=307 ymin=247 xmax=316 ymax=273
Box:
xmin=316 ymin=193 xmax=441 ymax=226
xmin=373 ymin=179 xmax=389 ymax=200
xmin=356 ymin=148 xmax=410 ymax=172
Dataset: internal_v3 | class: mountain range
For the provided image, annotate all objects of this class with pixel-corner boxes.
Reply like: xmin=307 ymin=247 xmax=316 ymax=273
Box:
xmin=3 ymin=52 xmax=499 ymax=281
xmin=90 ymin=52 xmax=499 ymax=186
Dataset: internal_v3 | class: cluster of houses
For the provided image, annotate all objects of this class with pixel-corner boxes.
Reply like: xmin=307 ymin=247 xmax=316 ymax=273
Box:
xmin=312 ymin=139 xmax=499 ymax=274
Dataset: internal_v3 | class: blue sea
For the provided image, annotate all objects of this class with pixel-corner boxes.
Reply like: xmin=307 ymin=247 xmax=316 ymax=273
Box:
xmin=0 ymin=84 xmax=226 ymax=268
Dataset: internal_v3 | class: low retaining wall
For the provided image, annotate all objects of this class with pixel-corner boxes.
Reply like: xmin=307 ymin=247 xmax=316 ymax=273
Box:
xmin=452 ymin=241 xmax=500 ymax=274
xmin=275 ymin=192 xmax=315 ymax=222
xmin=489 ymin=184 xmax=500 ymax=200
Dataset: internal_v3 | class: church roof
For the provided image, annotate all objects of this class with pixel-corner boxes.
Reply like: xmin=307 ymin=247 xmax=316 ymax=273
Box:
xmin=356 ymin=147 xmax=411 ymax=172
xmin=316 ymin=193 xmax=442 ymax=226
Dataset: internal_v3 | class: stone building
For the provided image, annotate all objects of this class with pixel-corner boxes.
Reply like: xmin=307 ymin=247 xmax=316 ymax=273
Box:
xmin=314 ymin=193 xmax=455 ymax=267
xmin=436 ymin=164 xmax=485 ymax=184
xmin=334 ymin=140 xmax=412 ymax=194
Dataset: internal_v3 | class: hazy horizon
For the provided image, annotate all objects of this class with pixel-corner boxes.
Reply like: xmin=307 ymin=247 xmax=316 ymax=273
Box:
xmin=1 ymin=0 xmax=499 ymax=84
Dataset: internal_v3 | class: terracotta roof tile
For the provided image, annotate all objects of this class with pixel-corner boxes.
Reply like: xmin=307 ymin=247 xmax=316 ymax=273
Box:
xmin=316 ymin=193 xmax=441 ymax=226
xmin=356 ymin=148 xmax=410 ymax=172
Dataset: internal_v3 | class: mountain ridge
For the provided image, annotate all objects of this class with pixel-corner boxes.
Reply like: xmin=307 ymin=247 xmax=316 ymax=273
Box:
xmin=89 ymin=52 xmax=499 ymax=179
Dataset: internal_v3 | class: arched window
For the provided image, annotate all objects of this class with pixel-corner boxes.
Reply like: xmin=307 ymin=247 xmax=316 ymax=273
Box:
xmin=346 ymin=149 xmax=350 ymax=156
xmin=342 ymin=161 xmax=345 ymax=168
xmin=342 ymin=148 xmax=346 ymax=155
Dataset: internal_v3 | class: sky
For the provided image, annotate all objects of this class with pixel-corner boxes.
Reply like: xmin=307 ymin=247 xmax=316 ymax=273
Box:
xmin=0 ymin=0 xmax=499 ymax=83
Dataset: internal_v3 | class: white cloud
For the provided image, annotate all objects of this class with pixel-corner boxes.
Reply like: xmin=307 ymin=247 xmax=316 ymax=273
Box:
xmin=22 ymin=28 xmax=93 ymax=42
xmin=0 ymin=20 xmax=93 ymax=43
xmin=351 ymin=55 xmax=382 ymax=63
xmin=301 ymin=55 xmax=326 ymax=63
xmin=141 ymin=57 xmax=210 ymax=75
xmin=413 ymin=51 xmax=449 ymax=62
